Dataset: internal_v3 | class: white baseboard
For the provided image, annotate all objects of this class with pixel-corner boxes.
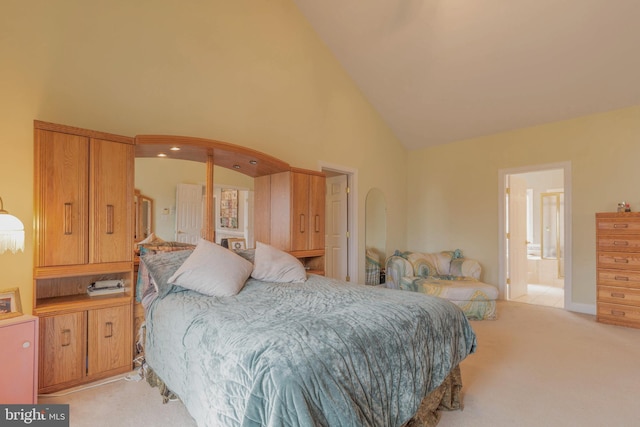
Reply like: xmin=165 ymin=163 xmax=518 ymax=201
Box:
xmin=565 ymin=301 xmax=596 ymax=315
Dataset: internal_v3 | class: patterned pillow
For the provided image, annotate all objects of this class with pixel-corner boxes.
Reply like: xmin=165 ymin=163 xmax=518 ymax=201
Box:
xmin=441 ymin=249 xmax=463 ymax=260
xmin=234 ymin=248 xmax=255 ymax=264
xmin=140 ymin=249 xmax=194 ymax=299
xmin=449 ymin=258 xmax=465 ymax=277
xmin=135 ymin=243 xmax=196 ymax=301
xmin=142 ymin=241 xmax=195 ymax=253
xmin=407 ymin=251 xmax=454 ymax=277
xmin=406 ymin=252 xmax=439 ymax=278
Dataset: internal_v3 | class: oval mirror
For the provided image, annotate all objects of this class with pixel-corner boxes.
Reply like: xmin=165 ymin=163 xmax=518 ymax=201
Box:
xmin=365 ymin=188 xmax=387 ymax=285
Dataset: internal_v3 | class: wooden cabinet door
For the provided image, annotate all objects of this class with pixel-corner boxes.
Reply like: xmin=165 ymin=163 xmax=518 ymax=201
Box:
xmin=35 ymin=129 xmax=89 ymax=267
xmin=255 ymin=170 xmax=325 ymax=253
xmin=309 ymin=174 xmax=326 ymax=251
xmin=87 ymin=304 xmax=132 ymax=376
xmin=39 ymin=312 xmax=85 ymax=391
xmin=268 ymin=172 xmax=292 ymax=250
xmin=254 ymin=175 xmax=272 ymax=245
xmin=90 ymin=138 xmax=134 ymax=264
xmin=291 ymin=172 xmax=311 ymax=251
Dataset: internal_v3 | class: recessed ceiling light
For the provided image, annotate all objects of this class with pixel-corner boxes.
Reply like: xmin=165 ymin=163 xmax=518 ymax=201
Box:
xmin=249 ymin=160 xmax=257 ymax=165
xmin=233 ymin=164 xmax=241 ymax=169
xmin=170 ymin=146 xmax=181 ymax=151
xmin=157 ymin=153 xmax=167 ymax=157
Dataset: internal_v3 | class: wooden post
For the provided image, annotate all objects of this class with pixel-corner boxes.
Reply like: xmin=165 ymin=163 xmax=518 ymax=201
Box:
xmin=203 ymin=153 xmax=215 ymax=242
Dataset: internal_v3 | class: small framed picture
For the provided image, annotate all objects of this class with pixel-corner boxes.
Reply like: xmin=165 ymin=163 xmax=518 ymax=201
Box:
xmin=227 ymin=238 xmax=246 ymax=251
xmin=0 ymin=287 xmax=22 ymax=320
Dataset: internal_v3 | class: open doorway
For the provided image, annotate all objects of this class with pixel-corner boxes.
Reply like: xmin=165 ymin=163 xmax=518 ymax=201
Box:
xmin=499 ymin=162 xmax=572 ymax=309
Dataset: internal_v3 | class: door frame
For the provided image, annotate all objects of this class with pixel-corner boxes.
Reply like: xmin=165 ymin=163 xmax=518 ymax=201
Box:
xmin=319 ymin=161 xmax=359 ymax=284
xmin=498 ymin=161 xmax=573 ymax=310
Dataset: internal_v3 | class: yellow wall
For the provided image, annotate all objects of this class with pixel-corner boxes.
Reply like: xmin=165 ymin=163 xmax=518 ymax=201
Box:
xmin=4 ymin=0 xmax=634 ymax=314
xmin=407 ymin=106 xmax=640 ymax=307
xmin=0 ymin=0 xmax=407 ymax=314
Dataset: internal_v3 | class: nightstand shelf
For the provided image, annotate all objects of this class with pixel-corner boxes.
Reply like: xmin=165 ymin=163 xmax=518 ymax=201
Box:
xmin=35 ymin=292 xmax=132 ymax=316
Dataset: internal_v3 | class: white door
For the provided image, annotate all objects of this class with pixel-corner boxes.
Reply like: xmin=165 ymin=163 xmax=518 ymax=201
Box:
xmin=508 ymin=175 xmax=528 ymax=299
xmin=325 ymin=175 xmax=349 ymax=281
xmin=175 ymin=183 xmax=204 ymax=244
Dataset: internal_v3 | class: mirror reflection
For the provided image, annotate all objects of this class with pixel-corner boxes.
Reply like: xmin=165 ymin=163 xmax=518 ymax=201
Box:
xmin=541 ymin=191 xmax=564 ymax=278
xmin=134 ymin=189 xmax=154 ymax=242
xmin=135 ymin=158 xmax=255 ymax=246
xmin=365 ymin=188 xmax=387 ymax=285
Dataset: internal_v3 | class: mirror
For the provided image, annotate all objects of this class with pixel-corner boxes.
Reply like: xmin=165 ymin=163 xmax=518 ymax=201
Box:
xmin=135 ymin=158 xmax=206 ymax=241
xmin=134 ymin=189 xmax=154 ymax=242
xmin=134 ymin=133 xmax=291 ymax=246
xmin=134 ymin=157 xmax=254 ymax=245
xmin=365 ymin=188 xmax=387 ymax=285
xmin=214 ymin=186 xmax=253 ymax=247
xmin=541 ymin=191 xmax=564 ymax=277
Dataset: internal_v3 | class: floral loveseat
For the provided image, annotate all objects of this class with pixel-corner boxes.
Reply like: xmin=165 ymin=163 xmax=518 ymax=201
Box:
xmin=385 ymin=249 xmax=498 ymax=320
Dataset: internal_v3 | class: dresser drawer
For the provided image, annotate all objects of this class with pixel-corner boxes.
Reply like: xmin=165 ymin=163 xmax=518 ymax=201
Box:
xmin=597 ymin=269 xmax=640 ymax=288
xmin=597 ymin=235 xmax=640 ymax=252
xmin=597 ymin=285 xmax=640 ymax=306
xmin=596 ymin=215 xmax=640 ymax=234
xmin=597 ymin=252 xmax=640 ymax=270
xmin=597 ymin=302 xmax=640 ymax=328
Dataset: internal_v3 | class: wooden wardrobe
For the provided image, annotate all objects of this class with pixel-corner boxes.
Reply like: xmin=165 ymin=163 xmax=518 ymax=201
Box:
xmin=33 ymin=121 xmax=134 ymax=393
xmin=255 ymin=169 xmax=326 ymax=274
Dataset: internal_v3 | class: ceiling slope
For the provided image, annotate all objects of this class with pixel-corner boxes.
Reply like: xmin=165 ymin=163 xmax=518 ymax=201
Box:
xmin=293 ymin=0 xmax=640 ymax=149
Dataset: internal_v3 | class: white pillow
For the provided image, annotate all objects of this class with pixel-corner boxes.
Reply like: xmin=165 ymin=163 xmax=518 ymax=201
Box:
xmin=251 ymin=241 xmax=307 ymax=283
xmin=168 ymin=238 xmax=253 ymax=296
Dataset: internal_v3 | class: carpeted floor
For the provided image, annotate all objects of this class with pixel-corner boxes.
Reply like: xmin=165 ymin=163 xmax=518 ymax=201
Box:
xmin=438 ymin=301 xmax=640 ymax=427
xmin=39 ymin=300 xmax=640 ymax=427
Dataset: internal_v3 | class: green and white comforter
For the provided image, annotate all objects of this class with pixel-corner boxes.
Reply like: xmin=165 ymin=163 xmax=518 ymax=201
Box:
xmin=144 ymin=275 xmax=477 ymax=427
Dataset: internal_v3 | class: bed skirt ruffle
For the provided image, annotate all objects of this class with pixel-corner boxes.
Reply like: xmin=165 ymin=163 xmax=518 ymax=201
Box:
xmin=404 ymin=365 xmax=463 ymax=427
xmin=142 ymin=362 xmax=463 ymax=427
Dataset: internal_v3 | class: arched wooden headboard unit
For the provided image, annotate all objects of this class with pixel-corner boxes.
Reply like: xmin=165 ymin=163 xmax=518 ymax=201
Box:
xmin=135 ymin=134 xmax=292 ymax=241
xmin=135 ymin=135 xmax=291 ymax=177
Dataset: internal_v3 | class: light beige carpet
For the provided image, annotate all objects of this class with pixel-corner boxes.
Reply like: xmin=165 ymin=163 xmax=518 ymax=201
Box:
xmin=438 ymin=301 xmax=640 ymax=427
xmin=39 ymin=301 xmax=640 ymax=427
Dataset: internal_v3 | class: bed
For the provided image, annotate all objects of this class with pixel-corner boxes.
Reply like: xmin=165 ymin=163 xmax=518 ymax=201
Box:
xmin=137 ymin=240 xmax=477 ymax=427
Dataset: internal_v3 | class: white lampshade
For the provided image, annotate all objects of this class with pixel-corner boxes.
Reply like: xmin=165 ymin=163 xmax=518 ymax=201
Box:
xmin=0 ymin=197 xmax=25 ymax=254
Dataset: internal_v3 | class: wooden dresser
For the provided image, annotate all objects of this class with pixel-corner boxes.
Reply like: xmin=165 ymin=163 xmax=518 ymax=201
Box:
xmin=595 ymin=212 xmax=640 ymax=329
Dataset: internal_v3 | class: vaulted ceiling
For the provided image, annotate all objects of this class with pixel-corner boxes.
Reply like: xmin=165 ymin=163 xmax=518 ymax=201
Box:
xmin=293 ymin=0 xmax=640 ymax=150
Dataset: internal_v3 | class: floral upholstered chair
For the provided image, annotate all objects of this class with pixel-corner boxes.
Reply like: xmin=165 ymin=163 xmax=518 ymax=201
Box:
xmin=385 ymin=249 xmax=498 ymax=320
